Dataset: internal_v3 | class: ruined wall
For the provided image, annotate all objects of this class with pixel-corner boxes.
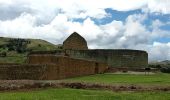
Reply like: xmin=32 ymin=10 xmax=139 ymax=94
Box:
xmin=63 ymin=32 xmax=88 ymax=50
xmin=66 ymin=49 xmax=148 ymax=68
xmin=28 ymin=49 xmax=148 ymax=68
xmin=27 ymin=54 xmax=57 ymax=64
xmin=56 ymin=57 xmax=108 ymax=78
xmin=0 ymin=64 xmax=60 ymax=80
xmin=28 ymin=55 xmax=108 ymax=78
xmin=0 ymin=55 xmax=108 ymax=80
xmin=97 ymin=63 xmax=108 ymax=73
xmin=58 ymin=57 xmax=95 ymax=78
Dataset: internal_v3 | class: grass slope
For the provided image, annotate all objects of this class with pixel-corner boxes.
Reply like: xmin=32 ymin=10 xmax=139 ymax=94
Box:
xmin=0 ymin=37 xmax=58 ymax=51
xmin=64 ymin=73 xmax=170 ymax=85
xmin=27 ymin=39 xmax=58 ymax=51
xmin=0 ymin=88 xmax=170 ymax=100
xmin=0 ymin=37 xmax=59 ymax=63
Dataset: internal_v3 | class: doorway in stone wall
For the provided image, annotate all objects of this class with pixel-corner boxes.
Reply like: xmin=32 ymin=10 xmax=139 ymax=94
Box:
xmin=95 ymin=63 xmax=99 ymax=74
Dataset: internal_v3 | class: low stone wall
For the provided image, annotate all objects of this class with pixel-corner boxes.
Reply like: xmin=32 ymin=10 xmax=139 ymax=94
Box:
xmin=97 ymin=63 xmax=108 ymax=73
xmin=0 ymin=64 xmax=60 ymax=80
xmin=28 ymin=55 xmax=108 ymax=78
xmin=0 ymin=55 xmax=108 ymax=80
xmin=58 ymin=57 xmax=95 ymax=78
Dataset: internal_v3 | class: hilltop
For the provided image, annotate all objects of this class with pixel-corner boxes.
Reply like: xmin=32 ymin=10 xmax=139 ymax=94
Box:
xmin=0 ymin=37 xmax=60 ymax=63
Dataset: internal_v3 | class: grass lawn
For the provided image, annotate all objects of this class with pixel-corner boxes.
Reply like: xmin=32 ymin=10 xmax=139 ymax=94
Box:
xmin=64 ymin=73 xmax=170 ymax=85
xmin=0 ymin=88 xmax=170 ymax=100
xmin=0 ymin=73 xmax=170 ymax=100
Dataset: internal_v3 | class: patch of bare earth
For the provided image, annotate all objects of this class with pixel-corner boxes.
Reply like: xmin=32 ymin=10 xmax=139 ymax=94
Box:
xmin=107 ymin=71 xmax=156 ymax=75
xmin=0 ymin=80 xmax=170 ymax=92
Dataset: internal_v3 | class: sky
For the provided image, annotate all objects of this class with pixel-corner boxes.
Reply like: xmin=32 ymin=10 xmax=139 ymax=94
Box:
xmin=0 ymin=0 xmax=170 ymax=62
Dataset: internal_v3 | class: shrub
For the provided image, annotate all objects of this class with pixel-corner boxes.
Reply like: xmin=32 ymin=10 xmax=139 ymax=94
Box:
xmin=122 ymin=70 xmax=128 ymax=73
xmin=0 ymin=52 xmax=7 ymax=57
xmin=6 ymin=38 xmax=29 ymax=53
xmin=148 ymin=64 xmax=162 ymax=69
xmin=160 ymin=67 xmax=170 ymax=73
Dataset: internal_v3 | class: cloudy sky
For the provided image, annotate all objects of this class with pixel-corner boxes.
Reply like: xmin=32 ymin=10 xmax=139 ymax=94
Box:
xmin=0 ymin=0 xmax=170 ymax=61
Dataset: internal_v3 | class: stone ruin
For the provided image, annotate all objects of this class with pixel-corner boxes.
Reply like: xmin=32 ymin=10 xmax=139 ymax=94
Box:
xmin=62 ymin=32 xmax=148 ymax=68
xmin=0 ymin=32 xmax=148 ymax=80
xmin=0 ymin=55 xmax=107 ymax=80
xmin=63 ymin=32 xmax=88 ymax=50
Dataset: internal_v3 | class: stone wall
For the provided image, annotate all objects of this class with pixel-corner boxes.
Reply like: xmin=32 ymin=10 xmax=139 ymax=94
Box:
xmin=0 ymin=64 xmax=59 ymax=80
xmin=29 ymin=49 xmax=148 ymax=68
xmin=63 ymin=32 xmax=88 ymax=50
xmin=66 ymin=49 xmax=148 ymax=68
xmin=28 ymin=55 xmax=108 ymax=77
xmin=0 ymin=55 xmax=108 ymax=80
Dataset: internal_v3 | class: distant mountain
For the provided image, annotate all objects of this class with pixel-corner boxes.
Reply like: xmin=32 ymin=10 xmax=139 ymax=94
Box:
xmin=159 ymin=60 xmax=170 ymax=65
xmin=149 ymin=60 xmax=170 ymax=67
xmin=0 ymin=37 xmax=61 ymax=63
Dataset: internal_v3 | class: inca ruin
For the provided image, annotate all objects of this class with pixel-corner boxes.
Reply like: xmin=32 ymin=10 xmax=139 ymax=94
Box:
xmin=0 ymin=32 xmax=148 ymax=80
xmin=63 ymin=32 xmax=88 ymax=50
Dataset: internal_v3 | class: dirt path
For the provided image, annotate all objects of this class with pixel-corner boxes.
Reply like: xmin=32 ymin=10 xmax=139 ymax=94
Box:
xmin=0 ymin=80 xmax=170 ymax=92
xmin=107 ymin=71 xmax=155 ymax=75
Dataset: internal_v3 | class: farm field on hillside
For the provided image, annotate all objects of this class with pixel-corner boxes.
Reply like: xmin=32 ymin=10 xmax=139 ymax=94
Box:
xmin=0 ymin=88 xmax=170 ymax=100
xmin=64 ymin=73 xmax=170 ymax=86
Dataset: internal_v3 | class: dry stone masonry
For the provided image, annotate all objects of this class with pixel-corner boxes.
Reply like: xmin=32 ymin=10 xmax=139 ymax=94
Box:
xmin=63 ymin=32 xmax=88 ymax=50
xmin=0 ymin=32 xmax=148 ymax=80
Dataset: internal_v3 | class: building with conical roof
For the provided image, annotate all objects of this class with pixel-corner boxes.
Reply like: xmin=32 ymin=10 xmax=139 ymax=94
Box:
xmin=63 ymin=32 xmax=88 ymax=50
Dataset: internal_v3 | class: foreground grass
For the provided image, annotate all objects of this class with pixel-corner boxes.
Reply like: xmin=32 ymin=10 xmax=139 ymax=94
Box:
xmin=64 ymin=73 xmax=170 ymax=85
xmin=0 ymin=88 xmax=170 ymax=100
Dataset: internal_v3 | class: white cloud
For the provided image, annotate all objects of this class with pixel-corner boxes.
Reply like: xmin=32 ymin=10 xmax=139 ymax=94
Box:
xmin=0 ymin=0 xmax=12 ymax=4
xmin=0 ymin=0 xmax=170 ymax=61
xmin=0 ymin=13 xmax=36 ymax=38
xmin=147 ymin=0 xmax=170 ymax=14
xmin=0 ymin=0 xmax=169 ymax=21
xmin=148 ymin=42 xmax=170 ymax=61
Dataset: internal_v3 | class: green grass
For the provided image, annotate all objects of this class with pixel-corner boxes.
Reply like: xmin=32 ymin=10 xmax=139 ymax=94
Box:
xmin=0 ymin=88 xmax=170 ymax=100
xmin=0 ymin=56 xmax=26 ymax=63
xmin=64 ymin=73 xmax=170 ymax=85
xmin=0 ymin=37 xmax=58 ymax=51
xmin=27 ymin=39 xmax=58 ymax=51
xmin=0 ymin=51 xmax=26 ymax=63
xmin=0 ymin=37 xmax=59 ymax=63
xmin=0 ymin=37 xmax=10 ymax=45
xmin=0 ymin=74 xmax=170 ymax=99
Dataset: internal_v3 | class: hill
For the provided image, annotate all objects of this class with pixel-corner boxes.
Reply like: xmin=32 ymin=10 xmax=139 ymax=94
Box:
xmin=0 ymin=37 xmax=60 ymax=63
xmin=149 ymin=60 xmax=170 ymax=68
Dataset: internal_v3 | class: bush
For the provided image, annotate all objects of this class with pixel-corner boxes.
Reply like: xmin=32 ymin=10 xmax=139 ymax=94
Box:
xmin=6 ymin=39 xmax=30 ymax=53
xmin=0 ymin=52 xmax=7 ymax=57
xmin=160 ymin=67 xmax=170 ymax=73
xmin=122 ymin=70 xmax=128 ymax=73
xmin=148 ymin=64 xmax=162 ymax=69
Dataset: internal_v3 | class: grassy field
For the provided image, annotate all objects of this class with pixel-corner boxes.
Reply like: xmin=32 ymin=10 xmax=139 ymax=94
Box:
xmin=0 ymin=73 xmax=170 ymax=99
xmin=0 ymin=88 xmax=170 ymax=100
xmin=64 ymin=73 xmax=170 ymax=85
xmin=0 ymin=51 xmax=27 ymax=63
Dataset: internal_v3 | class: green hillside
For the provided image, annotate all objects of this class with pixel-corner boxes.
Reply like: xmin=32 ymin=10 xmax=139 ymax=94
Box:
xmin=0 ymin=37 xmax=60 ymax=63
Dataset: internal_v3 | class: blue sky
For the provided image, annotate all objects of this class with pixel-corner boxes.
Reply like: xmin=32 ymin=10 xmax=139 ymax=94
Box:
xmin=97 ymin=9 xmax=170 ymax=42
xmin=0 ymin=0 xmax=170 ymax=61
